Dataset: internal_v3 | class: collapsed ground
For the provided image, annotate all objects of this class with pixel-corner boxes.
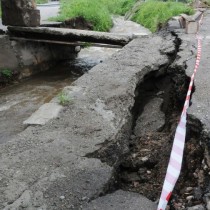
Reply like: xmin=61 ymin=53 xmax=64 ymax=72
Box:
xmin=86 ymin=32 xmax=210 ymax=209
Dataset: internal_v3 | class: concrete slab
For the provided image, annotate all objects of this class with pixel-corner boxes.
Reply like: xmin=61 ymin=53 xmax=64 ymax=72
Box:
xmin=83 ymin=190 xmax=157 ymax=210
xmin=23 ymin=102 xmax=63 ymax=125
xmin=0 ymin=34 xmax=173 ymax=209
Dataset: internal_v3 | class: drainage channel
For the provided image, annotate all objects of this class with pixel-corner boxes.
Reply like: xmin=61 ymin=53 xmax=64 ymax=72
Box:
xmin=0 ymin=49 xmax=115 ymax=144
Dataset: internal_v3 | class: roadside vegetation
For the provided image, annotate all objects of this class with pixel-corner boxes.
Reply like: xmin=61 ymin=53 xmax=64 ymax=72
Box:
xmin=132 ymin=1 xmax=194 ymax=32
xmin=53 ymin=0 xmax=194 ymax=32
xmin=0 ymin=69 xmax=13 ymax=85
xmin=36 ymin=0 xmax=48 ymax=4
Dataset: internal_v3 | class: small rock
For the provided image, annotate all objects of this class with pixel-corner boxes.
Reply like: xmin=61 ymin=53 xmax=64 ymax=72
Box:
xmin=82 ymin=196 xmax=87 ymax=201
xmin=132 ymin=153 xmax=137 ymax=158
xmin=193 ymin=187 xmax=202 ymax=200
xmin=205 ymin=193 xmax=210 ymax=210
xmin=147 ymin=170 xmax=151 ymax=174
xmin=186 ymin=195 xmax=194 ymax=201
xmin=187 ymin=204 xmax=205 ymax=210
xmin=141 ymin=156 xmax=149 ymax=162
xmin=186 ymin=187 xmax=193 ymax=192
xmin=156 ymin=91 xmax=164 ymax=96
xmin=130 ymin=135 xmax=136 ymax=140
xmin=60 ymin=196 xmax=65 ymax=200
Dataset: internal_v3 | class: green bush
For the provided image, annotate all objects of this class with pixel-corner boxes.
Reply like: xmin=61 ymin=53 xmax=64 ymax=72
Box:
xmin=132 ymin=1 xmax=194 ymax=32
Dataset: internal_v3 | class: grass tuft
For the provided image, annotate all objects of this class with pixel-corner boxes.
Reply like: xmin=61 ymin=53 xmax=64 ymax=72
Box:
xmin=58 ymin=91 xmax=72 ymax=106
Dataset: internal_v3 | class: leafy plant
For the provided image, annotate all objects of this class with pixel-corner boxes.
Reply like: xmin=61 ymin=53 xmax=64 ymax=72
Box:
xmin=58 ymin=91 xmax=72 ymax=106
xmin=1 ymin=69 xmax=12 ymax=78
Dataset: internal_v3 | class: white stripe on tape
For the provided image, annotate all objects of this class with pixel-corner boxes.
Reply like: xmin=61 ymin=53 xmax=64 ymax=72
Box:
xmin=157 ymin=14 xmax=203 ymax=210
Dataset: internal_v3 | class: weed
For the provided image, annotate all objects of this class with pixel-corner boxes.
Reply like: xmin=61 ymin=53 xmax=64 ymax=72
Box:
xmin=1 ymin=69 xmax=12 ymax=78
xmin=58 ymin=91 xmax=72 ymax=106
xmin=83 ymin=42 xmax=92 ymax=48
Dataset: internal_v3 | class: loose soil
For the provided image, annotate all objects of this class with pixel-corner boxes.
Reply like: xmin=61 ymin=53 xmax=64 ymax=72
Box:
xmin=62 ymin=16 xmax=94 ymax=30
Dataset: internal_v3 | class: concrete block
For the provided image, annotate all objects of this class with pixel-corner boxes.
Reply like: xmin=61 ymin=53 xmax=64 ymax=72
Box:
xmin=186 ymin=21 xmax=199 ymax=34
xmin=23 ymin=103 xmax=63 ymax=125
xmin=1 ymin=0 xmax=40 ymax=26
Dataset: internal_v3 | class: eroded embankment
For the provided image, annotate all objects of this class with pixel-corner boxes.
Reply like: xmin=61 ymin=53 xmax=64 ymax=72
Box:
xmin=86 ymin=32 xmax=210 ymax=209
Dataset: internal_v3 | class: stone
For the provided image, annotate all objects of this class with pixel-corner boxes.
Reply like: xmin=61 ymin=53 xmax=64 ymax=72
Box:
xmin=1 ymin=0 xmax=40 ymax=27
xmin=83 ymin=190 xmax=157 ymax=210
xmin=23 ymin=102 xmax=63 ymax=125
xmin=186 ymin=21 xmax=199 ymax=34
xmin=193 ymin=187 xmax=203 ymax=200
xmin=134 ymin=98 xmax=165 ymax=137
xmin=187 ymin=205 xmax=205 ymax=210
xmin=60 ymin=196 xmax=65 ymax=200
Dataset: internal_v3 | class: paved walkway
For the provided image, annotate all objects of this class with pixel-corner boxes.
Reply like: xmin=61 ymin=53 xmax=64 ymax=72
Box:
xmin=187 ymin=10 xmax=210 ymax=130
xmin=37 ymin=2 xmax=60 ymax=21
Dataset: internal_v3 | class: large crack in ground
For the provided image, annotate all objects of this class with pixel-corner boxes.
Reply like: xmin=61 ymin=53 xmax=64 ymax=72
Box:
xmin=86 ymin=32 xmax=210 ymax=209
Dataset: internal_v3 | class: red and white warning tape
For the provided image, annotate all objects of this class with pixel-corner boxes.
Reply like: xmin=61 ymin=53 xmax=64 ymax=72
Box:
xmin=157 ymin=15 xmax=204 ymax=210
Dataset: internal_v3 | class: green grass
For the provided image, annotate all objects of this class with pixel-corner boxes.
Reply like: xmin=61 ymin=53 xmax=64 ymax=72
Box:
xmin=58 ymin=91 xmax=72 ymax=106
xmin=35 ymin=0 xmax=49 ymax=4
xmin=54 ymin=0 xmax=194 ymax=32
xmin=132 ymin=1 xmax=194 ymax=32
xmin=0 ymin=69 xmax=12 ymax=78
xmin=54 ymin=0 xmax=113 ymax=31
xmin=102 ymin=0 xmax=137 ymax=15
xmin=53 ymin=0 xmax=138 ymax=31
